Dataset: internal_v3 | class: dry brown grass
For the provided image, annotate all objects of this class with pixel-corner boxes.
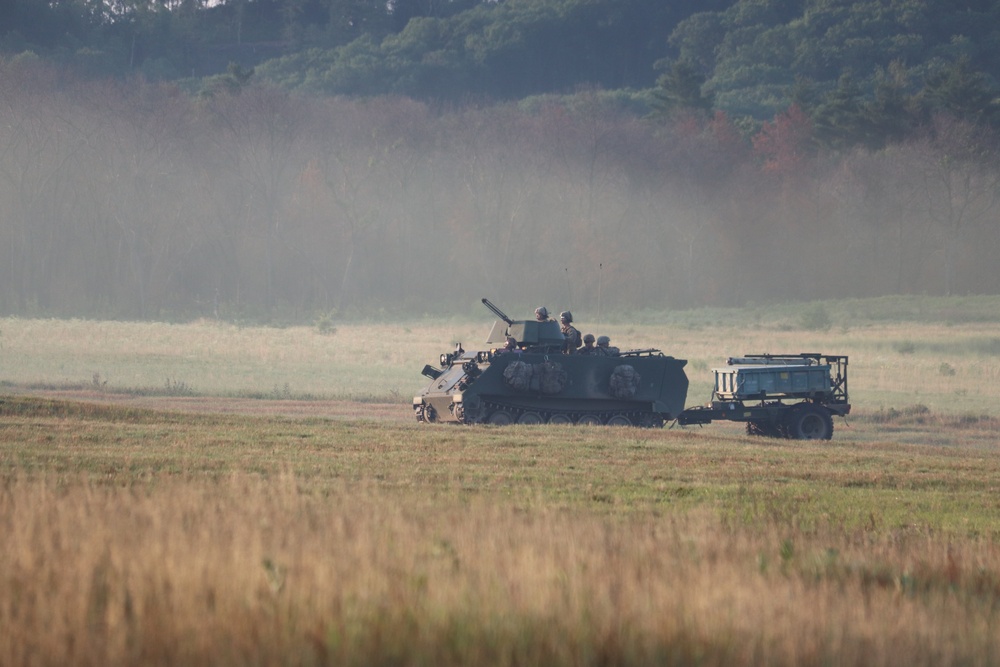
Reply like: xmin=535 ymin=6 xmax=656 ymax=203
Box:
xmin=2 ymin=474 xmax=998 ymax=667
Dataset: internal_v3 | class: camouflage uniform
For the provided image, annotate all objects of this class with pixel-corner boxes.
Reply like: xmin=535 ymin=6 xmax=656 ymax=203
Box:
xmin=595 ymin=335 xmax=619 ymax=357
xmin=559 ymin=311 xmax=581 ymax=353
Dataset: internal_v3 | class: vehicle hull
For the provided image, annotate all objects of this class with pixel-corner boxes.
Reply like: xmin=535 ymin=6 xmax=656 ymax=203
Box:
xmin=415 ymin=350 xmax=689 ymax=426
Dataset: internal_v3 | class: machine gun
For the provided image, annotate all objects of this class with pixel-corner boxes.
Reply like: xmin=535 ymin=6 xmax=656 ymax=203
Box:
xmin=481 ymin=297 xmax=514 ymax=325
xmin=620 ymin=348 xmax=663 ymax=357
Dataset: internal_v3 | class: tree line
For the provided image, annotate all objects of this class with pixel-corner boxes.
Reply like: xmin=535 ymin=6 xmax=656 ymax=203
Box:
xmin=0 ymin=0 xmax=705 ymax=96
xmin=1 ymin=59 xmax=998 ymax=322
xmin=8 ymin=0 xmax=998 ymax=124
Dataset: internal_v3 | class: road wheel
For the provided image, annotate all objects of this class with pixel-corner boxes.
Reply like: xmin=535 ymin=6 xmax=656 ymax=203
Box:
xmin=606 ymin=414 xmax=633 ymax=427
xmin=548 ymin=413 xmax=573 ymax=425
xmin=487 ymin=410 xmax=514 ymax=426
xmin=576 ymin=414 xmax=602 ymax=426
xmin=517 ymin=412 xmax=543 ymax=425
xmin=784 ymin=404 xmax=833 ymax=440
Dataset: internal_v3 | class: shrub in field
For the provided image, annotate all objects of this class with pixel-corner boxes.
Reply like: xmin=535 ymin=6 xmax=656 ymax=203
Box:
xmin=798 ymin=303 xmax=831 ymax=331
xmin=315 ymin=311 xmax=337 ymax=335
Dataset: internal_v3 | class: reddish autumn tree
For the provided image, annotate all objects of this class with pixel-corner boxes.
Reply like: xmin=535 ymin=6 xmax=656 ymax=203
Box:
xmin=752 ymin=104 xmax=814 ymax=175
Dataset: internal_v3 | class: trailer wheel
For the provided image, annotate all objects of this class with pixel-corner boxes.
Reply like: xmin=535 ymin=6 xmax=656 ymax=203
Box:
xmin=785 ymin=405 xmax=833 ymax=440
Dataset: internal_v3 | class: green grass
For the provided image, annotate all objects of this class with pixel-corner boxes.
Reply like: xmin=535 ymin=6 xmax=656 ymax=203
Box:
xmin=2 ymin=396 xmax=998 ymax=533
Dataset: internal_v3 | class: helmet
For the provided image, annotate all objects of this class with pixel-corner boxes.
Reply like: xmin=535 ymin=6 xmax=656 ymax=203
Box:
xmin=535 ymin=306 xmax=548 ymax=320
xmin=559 ymin=311 xmax=572 ymax=323
xmin=583 ymin=333 xmax=595 ymax=344
xmin=597 ymin=335 xmax=610 ymax=346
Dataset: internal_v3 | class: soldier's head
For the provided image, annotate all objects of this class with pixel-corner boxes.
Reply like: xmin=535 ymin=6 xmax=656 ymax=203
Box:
xmin=559 ymin=311 xmax=573 ymax=324
xmin=583 ymin=333 xmax=595 ymax=347
xmin=534 ymin=306 xmax=548 ymax=321
xmin=597 ymin=335 xmax=610 ymax=348
xmin=504 ymin=336 xmax=517 ymax=350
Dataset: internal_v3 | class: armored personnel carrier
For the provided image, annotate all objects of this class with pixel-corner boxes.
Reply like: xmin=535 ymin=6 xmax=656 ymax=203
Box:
xmin=413 ymin=298 xmax=689 ymax=427
xmin=414 ymin=299 xmax=851 ymax=439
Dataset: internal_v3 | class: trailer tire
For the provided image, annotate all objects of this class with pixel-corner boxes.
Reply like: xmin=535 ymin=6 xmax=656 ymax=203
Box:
xmin=785 ymin=404 xmax=833 ymax=440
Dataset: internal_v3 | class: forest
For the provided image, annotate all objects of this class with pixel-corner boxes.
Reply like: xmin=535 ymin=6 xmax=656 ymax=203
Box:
xmin=1 ymin=0 xmax=1000 ymax=320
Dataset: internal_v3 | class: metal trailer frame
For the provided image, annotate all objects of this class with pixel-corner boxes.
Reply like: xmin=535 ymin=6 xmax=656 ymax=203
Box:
xmin=675 ymin=353 xmax=850 ymax=439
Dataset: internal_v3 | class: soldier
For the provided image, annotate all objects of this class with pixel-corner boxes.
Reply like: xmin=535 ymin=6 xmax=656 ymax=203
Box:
xmin=595 ymin=335 xmax=620 ymax=356
xmin=559 ymin=311 xmax=582 ymax=353
xmin=534 ymin=306 xmax=551 ymax=322
xmin=498 ymin=335 xmax=519 ymax=353
xmin=577 ymin=333 xmax=597 ymax=355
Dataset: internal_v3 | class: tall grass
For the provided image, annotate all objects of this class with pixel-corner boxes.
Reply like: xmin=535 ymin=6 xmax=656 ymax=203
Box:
xmin=2 ymin=474 xmax=998 ymax=667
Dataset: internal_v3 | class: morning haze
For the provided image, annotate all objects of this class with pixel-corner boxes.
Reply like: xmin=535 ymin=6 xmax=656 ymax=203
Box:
xmin=2 ymin=0 xmax=999 ymax=322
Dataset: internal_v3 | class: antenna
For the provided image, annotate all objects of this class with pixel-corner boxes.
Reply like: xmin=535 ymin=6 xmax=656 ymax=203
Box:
xmin=597 ymin=262 xmax=603 ymax=334
xmin=564 ymin=267 xmax=569 ymax=306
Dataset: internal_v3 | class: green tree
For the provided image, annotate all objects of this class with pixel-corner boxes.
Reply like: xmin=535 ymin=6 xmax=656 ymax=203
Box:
xmin=811 ymin=72 xmax=867 ymax=150
xmin=918 ymin=56 xmax=1000 ymax=127
xmin=863 ymin=61 xmax=918 ymax=148
xmin=650 ymin=58 xmax=714 ymax=120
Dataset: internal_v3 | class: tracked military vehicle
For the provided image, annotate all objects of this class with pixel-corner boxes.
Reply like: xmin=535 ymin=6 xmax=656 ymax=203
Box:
xmin=414 ymin=298 xmax=851 ymax=439
xmin=413 ymin=298 xmax=688 ymax=427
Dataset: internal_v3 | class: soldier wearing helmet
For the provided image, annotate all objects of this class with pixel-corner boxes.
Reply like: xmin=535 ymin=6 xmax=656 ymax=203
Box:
xmin=559 ymin=311 xmax=581 ymax=353
xmin=595 ymin=335 xmax=619 ymax=357
xmin=578 ymin=333 xmax=597 ymax=355
xmin=534 ymin=306 xmax=550 ymax=322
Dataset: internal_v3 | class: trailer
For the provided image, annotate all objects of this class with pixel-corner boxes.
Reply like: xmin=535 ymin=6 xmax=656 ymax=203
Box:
xmin=676 ymin=353 xmax=850 ymax=439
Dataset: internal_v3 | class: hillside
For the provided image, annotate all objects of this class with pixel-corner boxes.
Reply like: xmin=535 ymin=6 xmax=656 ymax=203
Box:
xmin=3 ymin=1 xmax=999 ymax=126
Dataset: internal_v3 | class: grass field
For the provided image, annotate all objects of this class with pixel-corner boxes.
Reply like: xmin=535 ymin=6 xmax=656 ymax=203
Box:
xmin=2 ymin=296 xmax=1000 ymax=665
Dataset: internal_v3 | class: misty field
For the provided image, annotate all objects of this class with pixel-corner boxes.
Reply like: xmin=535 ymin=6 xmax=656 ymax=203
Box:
xmin=2 ymin=298 xmax=1000 ymax=665
xmin=5 ymin=294 xmax=1000 ymax=417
